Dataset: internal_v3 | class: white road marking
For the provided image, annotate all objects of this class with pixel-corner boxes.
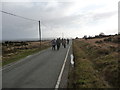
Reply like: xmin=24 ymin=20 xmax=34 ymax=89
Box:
xmin=55 ymin=45 xmax=71 ymax=90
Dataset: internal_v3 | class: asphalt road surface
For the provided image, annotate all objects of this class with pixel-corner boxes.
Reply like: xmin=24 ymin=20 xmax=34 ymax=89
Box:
xmin=2 ymin=41 xmax=72 ymax=88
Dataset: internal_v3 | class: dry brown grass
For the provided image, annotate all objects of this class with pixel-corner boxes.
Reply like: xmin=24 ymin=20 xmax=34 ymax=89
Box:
xmin=2 ymin=41 xmax=50 ymax=65
xmin=69 ymin=37 xmax=119 ymax=88
xmin=82 ymin=38 xmax=118 ymax=47
xmin=68 ymin=40 xmax=110 ymax=88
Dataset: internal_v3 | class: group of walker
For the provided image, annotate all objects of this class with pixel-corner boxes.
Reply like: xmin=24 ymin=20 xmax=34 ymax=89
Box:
xmin=51 ymin=38 xmax=69 ymax=50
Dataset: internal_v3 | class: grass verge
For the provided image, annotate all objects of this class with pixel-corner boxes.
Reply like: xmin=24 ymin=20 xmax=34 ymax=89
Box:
xmin=2 ymin=45 xmax=50 ymax=66
xmin=68 ymin=39 xmax=119 ymax=88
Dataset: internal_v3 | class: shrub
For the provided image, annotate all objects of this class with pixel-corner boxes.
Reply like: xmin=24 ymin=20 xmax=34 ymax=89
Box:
xmin=112 ymin=37 xmax=120 ymax=43
xmin=96 ymin=48 xmax=110 ymax=55
xmin=95 ymin=40 xmax=103 ymax=44
xmin=109 ymin=46 xmax=117 ymax=52
xmin=103 ymin=65 xmax=119 ymax=87
xmin=104 ymin=37 xmax=112 ymax=42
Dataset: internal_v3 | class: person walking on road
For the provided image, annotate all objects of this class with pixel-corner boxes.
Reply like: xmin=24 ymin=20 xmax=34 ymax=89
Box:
xmin=67 ymin=39 xmax=69 ymax=45
xmin=51 ymin=39 xmax=56 ymax=50
xmin=61 ymin=38 xmax=64 ymax=46
xmin=63 ymin=39 xmax=66 ymax=48
xmin=56 ymin=38 xmax=61 ymax=50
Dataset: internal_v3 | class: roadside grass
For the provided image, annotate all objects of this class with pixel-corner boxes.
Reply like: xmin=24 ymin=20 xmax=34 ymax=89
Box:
xmin=2 ymin=44 xmax=50 ymax=66
xmin=68 ymin=39 xmax=119 ymax=88
xmin=77 ymin=40 xmax=119 ymax=87
xmin=68 ymin=40 xmax=109 ymax=88
xmin=74 ymin=58 xmax=108 ymax=88
xmin=94 ymin=53 xmax=119 ymax=87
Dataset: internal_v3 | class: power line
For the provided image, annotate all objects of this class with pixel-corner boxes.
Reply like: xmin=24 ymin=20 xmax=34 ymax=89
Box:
xmin=40 ymin=21 xmax=53 ymax=31
xmin=1 ymin=10 xmax=52 ymax=45
xmin=1 ymin=10 xmax=43 ymax=47
xmin=1 ymin=10 xmax=38 ymax=22
xmin=41 ymin=22 xmax=49 ymax=28
xmin=1 ymin=10 xmax=50 ymax=28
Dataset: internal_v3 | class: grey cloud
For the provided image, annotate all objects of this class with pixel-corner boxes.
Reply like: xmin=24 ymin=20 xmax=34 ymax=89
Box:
xmin=2 ymin=2 xmax=76 ymax=40
xmin=2 ymin=2 xmax=117 ymax=40
xmin=93 ymin=11 xmax=117 ymax=20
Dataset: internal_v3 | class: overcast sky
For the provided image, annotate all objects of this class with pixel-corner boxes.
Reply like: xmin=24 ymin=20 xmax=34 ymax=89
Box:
xmin=1 ymin=0 xmax=119 ymax=41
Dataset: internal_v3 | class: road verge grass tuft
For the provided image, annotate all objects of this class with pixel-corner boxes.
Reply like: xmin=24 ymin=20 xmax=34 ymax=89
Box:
xmin=68 ymin=39 xmax=118 ymax=88
xmin=2 ymin=44 xmax=50 ymax=66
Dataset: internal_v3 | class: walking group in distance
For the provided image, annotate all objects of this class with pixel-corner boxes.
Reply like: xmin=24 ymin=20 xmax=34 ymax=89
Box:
xmin=51 ymin=38 xmax=69 ymax=50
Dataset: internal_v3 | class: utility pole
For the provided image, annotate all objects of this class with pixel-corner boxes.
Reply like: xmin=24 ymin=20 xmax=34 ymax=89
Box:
xmin=38 ymin=21 xmax=41 ymax=48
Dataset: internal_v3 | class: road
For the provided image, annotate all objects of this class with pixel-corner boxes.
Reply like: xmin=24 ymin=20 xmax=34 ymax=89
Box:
xmin=2 ymin=41 xmax=72 ymax=88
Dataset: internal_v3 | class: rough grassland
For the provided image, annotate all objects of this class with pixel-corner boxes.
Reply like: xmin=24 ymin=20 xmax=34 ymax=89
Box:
xmin=68 ymin=39 xmax=119 ymax=88
xmin=2 ymin=42 xmax=50 ymax=66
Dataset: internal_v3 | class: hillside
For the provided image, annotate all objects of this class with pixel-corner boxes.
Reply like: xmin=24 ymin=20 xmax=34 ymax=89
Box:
xmin=2 ymin=41 xmax=50 ymax=66
xmin=68 ymin=35 xmax=119 ymax=88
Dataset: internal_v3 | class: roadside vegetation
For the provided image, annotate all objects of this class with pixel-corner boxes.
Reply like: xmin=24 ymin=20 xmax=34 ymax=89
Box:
xmin=68 ymin=34 xmax=119 ymax=88
xmin=2 ymin=41 xmax=50 ymax=66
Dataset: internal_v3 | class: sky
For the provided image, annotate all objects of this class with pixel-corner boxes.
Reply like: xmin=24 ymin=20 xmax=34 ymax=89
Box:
xmin=1 ymin=0 xmax=119 ymax=41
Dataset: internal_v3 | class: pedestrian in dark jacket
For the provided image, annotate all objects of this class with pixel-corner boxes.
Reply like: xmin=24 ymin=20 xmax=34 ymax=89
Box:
xmin=56 ymin=38 xmax=61 ymax=50
xmin=51 ymin=39 xmax=56 ymax=50
xmin=63 ymin=39 xmax=66 ymax=48
xmin=67 ymin=39 xmax=69 ymax=45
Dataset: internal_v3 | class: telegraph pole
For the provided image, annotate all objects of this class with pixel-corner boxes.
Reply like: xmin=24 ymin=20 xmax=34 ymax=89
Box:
xmin=38 ymin=21 xmax=41 ymax=48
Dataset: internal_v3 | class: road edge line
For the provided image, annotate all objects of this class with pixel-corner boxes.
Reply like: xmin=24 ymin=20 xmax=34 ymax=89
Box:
xmin=55 ymin=45 xmax=71 ymax=90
